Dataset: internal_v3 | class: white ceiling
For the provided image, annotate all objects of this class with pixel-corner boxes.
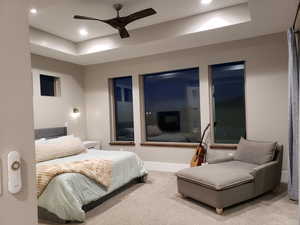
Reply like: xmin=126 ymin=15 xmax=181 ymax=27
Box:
xmin=29 ymin=0 xmax=248 ymax=42
xmin=29 ymin=0 xmax=298 ymax=65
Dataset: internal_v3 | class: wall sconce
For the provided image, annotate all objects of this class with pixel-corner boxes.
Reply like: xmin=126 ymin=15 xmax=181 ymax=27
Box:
xmin=71 ymin=108 xmax=80 ymax=119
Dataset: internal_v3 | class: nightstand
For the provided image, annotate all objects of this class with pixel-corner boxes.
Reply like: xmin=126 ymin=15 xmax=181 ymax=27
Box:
xmin=83 ymin=140 xmax=100 ymax=150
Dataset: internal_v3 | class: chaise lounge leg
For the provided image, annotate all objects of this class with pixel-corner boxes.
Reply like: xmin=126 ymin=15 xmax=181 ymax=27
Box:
xmin=272 ymin=185 xmax=281 ymax=194
xmin=216 ymin=208 xmax=223 ymax=215
xmin=138 ymin=174 xmax=148 ymax=183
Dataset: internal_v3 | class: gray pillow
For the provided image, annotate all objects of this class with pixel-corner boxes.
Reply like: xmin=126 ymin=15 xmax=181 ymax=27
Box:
xmin=147 ymin=125 xmax=163 ymax=137
xmin=234 ymin=138 xmax=276 ymax=165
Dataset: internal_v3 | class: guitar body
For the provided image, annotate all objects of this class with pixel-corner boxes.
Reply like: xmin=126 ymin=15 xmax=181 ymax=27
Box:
xmin=190 ymin=123 xmax=211 ymax=167
xmin=190 ymin=145 xmax=206 ymax=167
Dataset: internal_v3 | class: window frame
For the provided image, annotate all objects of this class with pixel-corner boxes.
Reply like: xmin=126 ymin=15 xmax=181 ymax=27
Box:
xmin=140 ymin=67 xmax=201 ymax=146
xmin=108 ymin=76 xmax=135 ymax=144
xmin=39 ymin=74 xmax=61 ymax=97
xmin=208 ymin=61 xmax=247 ymax=148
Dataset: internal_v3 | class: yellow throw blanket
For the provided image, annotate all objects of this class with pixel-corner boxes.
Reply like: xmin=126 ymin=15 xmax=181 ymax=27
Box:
xmin=36 ymin=159 xmax=112 ymax=197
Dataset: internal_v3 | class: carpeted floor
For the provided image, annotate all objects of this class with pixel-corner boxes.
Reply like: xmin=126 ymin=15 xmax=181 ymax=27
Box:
xmin=39 ymin=171 xmax=298 ymax=225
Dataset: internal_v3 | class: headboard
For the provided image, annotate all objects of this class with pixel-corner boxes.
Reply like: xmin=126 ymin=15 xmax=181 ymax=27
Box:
xmin=34 ymin=127 xmax=67 ymax=140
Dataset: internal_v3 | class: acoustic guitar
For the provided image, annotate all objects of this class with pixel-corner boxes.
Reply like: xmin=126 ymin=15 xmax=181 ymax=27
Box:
xmin=190 ymin=123 xmax=211 ymax=167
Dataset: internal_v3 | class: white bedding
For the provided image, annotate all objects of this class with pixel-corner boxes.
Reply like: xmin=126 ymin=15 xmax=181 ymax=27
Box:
xmin=37 ymin=149 xmax=147 ymax=222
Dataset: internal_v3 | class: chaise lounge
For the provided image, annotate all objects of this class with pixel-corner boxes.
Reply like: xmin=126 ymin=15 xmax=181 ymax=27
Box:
xmin=176 ymin=138 xmax=283 ymax=214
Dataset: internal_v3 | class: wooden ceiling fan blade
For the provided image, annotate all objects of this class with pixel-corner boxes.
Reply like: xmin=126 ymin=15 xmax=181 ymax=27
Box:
xmin=73 ymin=15 xmax=103 ymax=22
xmin=124 ymin=8 xmax=157 ymax=25
xmin=73 ymin=7 xmax=157 ymax=39
xmin=119 ymin=28 xmax=130 ymax=39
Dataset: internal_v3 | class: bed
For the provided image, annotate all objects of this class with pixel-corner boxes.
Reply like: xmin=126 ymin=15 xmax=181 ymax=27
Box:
xmin=35 ymin=127 xmax=147 ymax=223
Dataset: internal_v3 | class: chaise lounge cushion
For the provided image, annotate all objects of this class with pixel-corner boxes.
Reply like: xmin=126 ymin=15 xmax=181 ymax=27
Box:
xmin=234 ymin=138 xmax=276 ymax=165
xmin=176 ymin=161 xmax=256 ymax=190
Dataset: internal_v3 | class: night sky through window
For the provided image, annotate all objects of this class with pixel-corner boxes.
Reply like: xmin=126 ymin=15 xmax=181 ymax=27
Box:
xmin=113 ymin=76 xmax=134 ymax=141
xmin=211 ymin=61 xmax=246 ymax=144
xmin=143 ymin=68 xmax=200 ymax=143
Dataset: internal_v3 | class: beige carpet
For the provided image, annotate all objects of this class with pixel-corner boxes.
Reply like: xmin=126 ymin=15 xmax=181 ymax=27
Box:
xmin=39 ymin=171 xmax=298 ymax=225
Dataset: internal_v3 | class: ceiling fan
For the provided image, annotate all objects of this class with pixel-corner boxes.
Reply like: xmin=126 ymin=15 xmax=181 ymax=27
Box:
xmin=73 ymin=4 xmax=157 ymax=39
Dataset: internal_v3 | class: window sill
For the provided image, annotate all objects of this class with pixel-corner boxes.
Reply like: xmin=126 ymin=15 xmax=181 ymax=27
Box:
xmin=141 ymin=142 xmax=198 ymax=148
xmin=210 ymin=144 xmax=237 ymax=150
xmin=110 ymin=141 xmax=135 ymax=146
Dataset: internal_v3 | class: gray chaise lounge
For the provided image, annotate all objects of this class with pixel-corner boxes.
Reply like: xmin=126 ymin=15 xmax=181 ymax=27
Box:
xmin=176 ymin=138 xmax=283 ymax=214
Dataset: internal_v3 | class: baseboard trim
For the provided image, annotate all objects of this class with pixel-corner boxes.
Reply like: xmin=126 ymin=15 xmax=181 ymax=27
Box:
xmin=144 ymin=161 xmax=288 ymax=183
xmin=144 ymin=161 xmax=189 ymax=173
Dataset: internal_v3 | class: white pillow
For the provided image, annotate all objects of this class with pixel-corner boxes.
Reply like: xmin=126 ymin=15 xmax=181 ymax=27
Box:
xmin=35 ymin=138 xmax=46 ymax=144
xmin=36 ymin=135 xmax=85 ymax=162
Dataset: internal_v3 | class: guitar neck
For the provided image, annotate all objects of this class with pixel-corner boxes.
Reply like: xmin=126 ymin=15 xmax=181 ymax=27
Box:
xmin=199 ymin=124 xmax=211 ymax=146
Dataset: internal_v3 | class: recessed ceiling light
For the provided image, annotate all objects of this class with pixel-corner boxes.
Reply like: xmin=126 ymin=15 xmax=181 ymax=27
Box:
xmin=79 ymin=29 xmax=88 ymax=36
xmin=201 ymin=0 xmax=213 ymax=5
xmin=30 ymin=8 xmax=37 ymax=14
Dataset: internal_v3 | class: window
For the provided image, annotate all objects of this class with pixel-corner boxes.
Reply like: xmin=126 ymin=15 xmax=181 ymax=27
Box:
xmin=210 ymin=61 xmax=246 ymax=144
xmin=112 ymin=77 xmax=134 ymax=141
xmin=40 ymin=74 xmax=60 ymax=97
xmin=143 ymin=68 xmax=200 ymax=143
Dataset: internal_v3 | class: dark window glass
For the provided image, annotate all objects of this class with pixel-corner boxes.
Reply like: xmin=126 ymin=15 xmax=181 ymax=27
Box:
xmin=113 ymin=77 xmax=134 ymax=141
xmin=143 ymin=68 xmax=200 ymax=143
xmin=211 ymin=61 xmax=246 ymax=144
xmin=115 ymin=87 xmax=122 ymax=101
xmin=40 ymin=75 xmax=58 ymax=96
xmin=124 ymin=88 xmax=132 ymax=102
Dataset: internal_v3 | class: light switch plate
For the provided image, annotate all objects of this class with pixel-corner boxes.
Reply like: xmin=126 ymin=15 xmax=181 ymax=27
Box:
xmin=8 ymin=151 xmax=22 ymax=194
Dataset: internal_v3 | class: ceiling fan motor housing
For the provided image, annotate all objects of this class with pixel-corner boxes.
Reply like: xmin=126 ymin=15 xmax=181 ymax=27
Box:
xmin=113 ymin=4 xmax=123 ymax=12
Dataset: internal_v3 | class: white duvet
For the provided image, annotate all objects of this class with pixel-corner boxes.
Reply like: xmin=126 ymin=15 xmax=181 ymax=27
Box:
xmin=37 ymin=149 xmax=147 ymax=222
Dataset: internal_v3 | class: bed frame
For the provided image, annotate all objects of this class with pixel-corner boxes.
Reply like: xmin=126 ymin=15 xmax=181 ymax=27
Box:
xmin=38 ymin=176 xmax=147 ymax=224
xmin=35 ymin=127 xmax=67 ymax=140
xmin=35 ymin=127 xmax=147 ymax=223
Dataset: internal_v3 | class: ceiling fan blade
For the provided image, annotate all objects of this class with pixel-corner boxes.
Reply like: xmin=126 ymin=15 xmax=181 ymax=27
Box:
xmin=73 ymin=15 xmax=103 ymax=22
xmin=74 ymin=7 xmax=157 ymax=39
xmin=119 ymin=27 xmax=130 ymax=39
xmin=124 ymin=8 xmax=157 ymax=25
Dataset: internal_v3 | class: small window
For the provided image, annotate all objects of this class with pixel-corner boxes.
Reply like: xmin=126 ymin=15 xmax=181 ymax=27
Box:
xmin=210 ymin=61 xmax=246 ymax=144
xmin=112 ymin=77 xmax=134 ymax=141
xmin=40 ymin=75 xmax=60 ymax=97
xmin=143 ymin=68 xmax=200 ymax=143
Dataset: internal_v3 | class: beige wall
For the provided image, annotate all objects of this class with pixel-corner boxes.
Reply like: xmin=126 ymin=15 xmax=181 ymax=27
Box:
xmin=0 ymin=1 xmax=37 ymax=225
xmin=31 ymin=54 xmax=86 ymax=140
xmin=84 ymin=32 xmax=288 ymax=169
